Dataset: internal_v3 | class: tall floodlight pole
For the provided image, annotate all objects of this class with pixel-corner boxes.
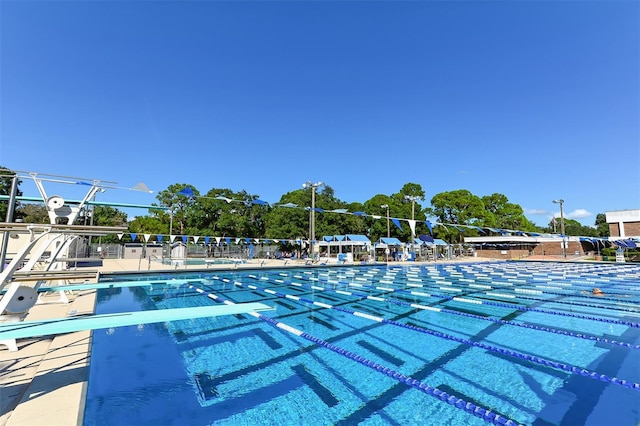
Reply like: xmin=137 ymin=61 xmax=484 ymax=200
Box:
xmin=404 ymin=195 xmax=419 ymax=241
xmin=553 ymin=199 xmax=566 ymax=258
xmin=303 ymin=181 xmax=324 ymax=260
xmin=381 ymin=204 xmax=390 ymax=238
xmin=87 ymin=189 xmax=105 ymax=255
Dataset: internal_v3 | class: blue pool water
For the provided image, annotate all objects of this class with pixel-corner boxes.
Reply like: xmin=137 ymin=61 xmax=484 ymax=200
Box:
xmin=82 ymin=261 xmax=640 ymax=425
xmin=161 ymin=258 xmax=246 ymax=266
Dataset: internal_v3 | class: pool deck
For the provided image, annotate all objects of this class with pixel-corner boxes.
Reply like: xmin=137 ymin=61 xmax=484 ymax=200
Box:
xmin=0 ymin=255 xmax=575 ymax=425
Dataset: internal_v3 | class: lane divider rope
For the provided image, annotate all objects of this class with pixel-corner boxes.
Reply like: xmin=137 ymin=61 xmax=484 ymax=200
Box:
xmin=251 ymin=272 xmax=640 ymax=351
xmin=214 ymin=277 xmax=640 ymax=392
xmin=186 ymin=283 xmax=522 ymax=426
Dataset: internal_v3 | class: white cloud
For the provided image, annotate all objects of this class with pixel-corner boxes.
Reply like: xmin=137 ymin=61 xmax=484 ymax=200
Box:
xmin=523 ymin=208 xmax=547 ymax=216
xmin=525 ymin=207 xmax=594 ymax=226
xmin=566 ymin=209 xmax=592 ymax=220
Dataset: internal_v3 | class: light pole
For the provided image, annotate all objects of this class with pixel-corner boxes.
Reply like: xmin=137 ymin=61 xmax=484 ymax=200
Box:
xmin=169 ymin=209 xmax=174 ymax=237
xmin=381 ymin=204 xmax=390 ymax=261
xmin=553 ymin=199 xmax=566 ymax=258
xmin=303 ymin=181 xmax=323 ymax=260
xmin=167 ymin=208 xmax=175 ymax=261
xmin=86 ymin=188 xmax=104 ymax=256
xmin=404 ymin=195 xmax=419 ymax=241
xmin=381 ymin=204 xmax=390 ymax=238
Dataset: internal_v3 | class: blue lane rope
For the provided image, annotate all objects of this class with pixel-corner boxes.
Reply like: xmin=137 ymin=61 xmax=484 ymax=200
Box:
xmin=264 ymin=270 xmax=640 ymax=329
xmin=215 ymin=277 xmax=640 ymax=392
xmin=323 ymin=264 xmax=640 ymax=310
xmin=184 ymin=284 xmax=522 ymax=426
xmin=410 ymin=271 xmax=640 ymax=314
xmin=396 ymin=267 xmax=640 ymax=312
xmin=249 ymin=271 xmax=640 ymax=351
xmin=418 ymin=263 xmax=640 ymax=296
xmin=388 ymin=282 xmax=639 ymax=329
xmin=487 ymin=291 xmax=639 ymax=313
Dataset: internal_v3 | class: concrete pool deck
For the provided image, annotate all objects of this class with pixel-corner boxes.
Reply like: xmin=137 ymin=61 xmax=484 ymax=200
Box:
xmin=0 ymin=255 xmax=583 ymax=425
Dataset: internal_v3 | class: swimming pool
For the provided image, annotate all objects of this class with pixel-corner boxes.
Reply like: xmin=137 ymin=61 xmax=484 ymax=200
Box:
xmin=82 ymin=261 xmax=640 ymax=425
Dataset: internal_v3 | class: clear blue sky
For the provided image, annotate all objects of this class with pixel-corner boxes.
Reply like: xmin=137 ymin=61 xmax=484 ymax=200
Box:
xmin=1 ymin=0 xmax=638 ymax=227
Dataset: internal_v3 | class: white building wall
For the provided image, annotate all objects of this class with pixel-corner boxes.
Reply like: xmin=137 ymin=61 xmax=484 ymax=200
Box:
xmin=606 ymin=209 xmax=640 ymax=238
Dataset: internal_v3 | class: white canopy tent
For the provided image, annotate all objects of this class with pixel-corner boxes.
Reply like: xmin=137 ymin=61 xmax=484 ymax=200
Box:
xmin=318 ymin=234 xmax=372 ymax=261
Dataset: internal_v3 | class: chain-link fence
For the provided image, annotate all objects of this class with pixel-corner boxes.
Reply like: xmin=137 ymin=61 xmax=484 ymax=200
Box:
xmin=73 ymin=240 xmax=284 ymax=261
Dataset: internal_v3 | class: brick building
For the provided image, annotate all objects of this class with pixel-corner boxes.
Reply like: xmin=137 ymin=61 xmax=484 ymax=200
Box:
xmin=464 ymin=234 xmax=585 ymax=260
xmin=606 ymin=209 xmax=640 ymax=239
xmin=463 ymin=208 xmax=639 ymax=260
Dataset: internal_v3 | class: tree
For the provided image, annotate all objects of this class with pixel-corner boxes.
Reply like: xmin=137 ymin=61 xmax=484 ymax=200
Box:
xmin=427 ymin=190 xmax=486 ymax=242
xmin=594 ymin=213 xmax=609 ymax=237
xmin=16 ymin=203 xmax=49 ymax=224
xmin=93 ymin=205 xmax=128 ymax=227
xmin=262 ymin=184 xmax=356 ymax=250
xmin=312 ymin=185 xmax=358 ymax=238
xmin=191 ymin=188 xmax=269 ymax=238
xmin=481 ymin=193 xmax=537 ymax=232
xmin=543 ymin=217 xmax=599 ymax=237
xmin=429 ymin=190 xmax=486 ymax=224
xmin=363 ymin=195 xmax=394 ymax=241
xmin=154 ymin=184 xmax=200 ymax=235
xmin=265 ymin=188 xmax=318 ymax=241
xmin=128 ymin=215 xmax=166 ymax=236
xmin=92 ymin=205 xmax=128 ymax=243
xmin=144 ymin=181 xmax=594 ymax=246
xmin=389 ymin=183 xmax=427 ymax=240
xmin=0 ymin=167 xmax=22 ymax=221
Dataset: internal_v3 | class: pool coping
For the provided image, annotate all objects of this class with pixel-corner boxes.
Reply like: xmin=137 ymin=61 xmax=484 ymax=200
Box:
xmin=1 ymin=289 xmax=96 ymax=426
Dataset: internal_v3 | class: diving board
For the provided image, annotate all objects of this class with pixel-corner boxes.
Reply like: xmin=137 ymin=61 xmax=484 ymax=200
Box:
xmin=37 ymin=278 xmax=207 ymax=292
xmin=9 ymin=271 xmax=100 ymax=283
xmin=0 ymin=302 xmax=273 ymax=341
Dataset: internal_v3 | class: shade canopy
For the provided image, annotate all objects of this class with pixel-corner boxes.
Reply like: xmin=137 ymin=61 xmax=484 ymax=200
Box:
xmin=378 ymin=237 xmax=403 ymax=245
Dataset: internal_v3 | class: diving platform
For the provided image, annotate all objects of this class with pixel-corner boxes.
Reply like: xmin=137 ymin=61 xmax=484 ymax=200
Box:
xmin=0 ymin=222 xmax=128 ymax=235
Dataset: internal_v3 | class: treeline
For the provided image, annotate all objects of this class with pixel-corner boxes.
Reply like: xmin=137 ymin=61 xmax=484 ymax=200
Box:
xmin=0 ymin=168 xmax=609 ymax=244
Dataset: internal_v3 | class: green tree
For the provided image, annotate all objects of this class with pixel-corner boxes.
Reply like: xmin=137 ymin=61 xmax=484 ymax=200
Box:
xmin=364 ymin=194 xmax=403 ymax=241
xmin=562 ymin=219 xmax=584 ymax=236
xmin=145 ymin=181 xmax=587 ymax=245
xmin=264 ymin=189 xmax=309 ymax=242
xmin=481 ymin=193 xmax=537 ymax=231
xmin=155 ymin=184 xmax=199 ymax=235
xmin=129 ymin=215 xmax=166 ymax=236
xmin=427 ymin=189 xmax=487 ymax=242
xmin=262 ymin=184 xmax=353 ymax=245
xmin=93 ymin=205 xmax=128 ymax=227
xmin=363 ymin=196 xmax=389 ymax=240
xmin=0 ymin=167 xmax=22 ymax=221
xmin=594 ymin=213 xmax=609 ymax=237
xmin=429 ymin=189 xmax=486 ymax=225
xmin=191 ymin=188 xmax=269 ymax=238
xmin=92 ymin=205 xmax=128 ymax=243
xmin=344 ymin=201 xmax=367 ymax=236
xmin=16 ymin=203 xmax=49 ymax=224
xmin=543 ymin=217 xmax=599 ymax=237
xmin=389 ymin=183 xmax=427 ymax=240
xmin=313 ymin=185 xmax=358 ymax=238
